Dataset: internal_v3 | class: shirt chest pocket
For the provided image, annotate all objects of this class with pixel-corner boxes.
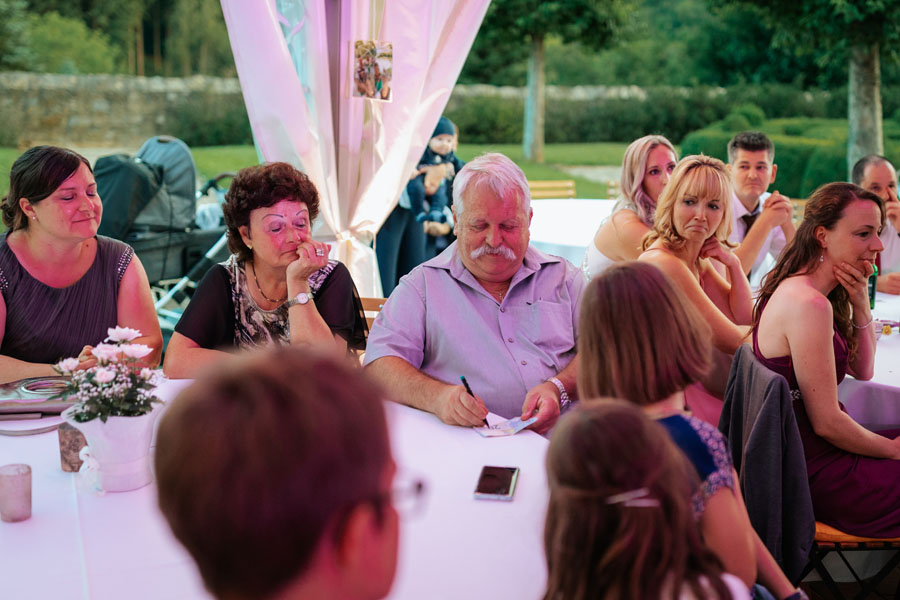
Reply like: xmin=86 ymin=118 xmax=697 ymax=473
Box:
xmin=505 ymin=301 xmax=575 ymax=354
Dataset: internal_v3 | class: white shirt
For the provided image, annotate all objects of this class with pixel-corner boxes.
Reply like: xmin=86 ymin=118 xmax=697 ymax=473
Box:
xmin=728 ymin=191 xmax=787 ymax=279
xmin=880 ymin=218 xmax=900 ymax=274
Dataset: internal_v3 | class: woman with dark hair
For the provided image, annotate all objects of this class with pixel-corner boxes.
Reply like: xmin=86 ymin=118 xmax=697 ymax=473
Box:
xmin=582 ymin=135 xmax=677 ymax=280
xmin=753 ymin=182 xmax=900 ymax=537
xmin=578 ymin=261 xmax=797 ymax=599
xmin=164 ymin=162 xmax=366 ymax=378
xmin=0 ymin=145 xmax=161 ymax=382
xmin=544 ymin=401 xmax=748 ymax=600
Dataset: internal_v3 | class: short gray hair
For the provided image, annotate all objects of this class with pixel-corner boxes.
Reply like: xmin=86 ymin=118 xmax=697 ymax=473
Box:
xmin=452 ymin=153 xmax=531 ymax=216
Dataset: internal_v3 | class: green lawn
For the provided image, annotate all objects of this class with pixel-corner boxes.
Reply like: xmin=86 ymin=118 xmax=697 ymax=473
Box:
xmin=0 ymin=142 xmax=630 ymax=200
xmin=190 ymin=142 xmax=629 ymax=199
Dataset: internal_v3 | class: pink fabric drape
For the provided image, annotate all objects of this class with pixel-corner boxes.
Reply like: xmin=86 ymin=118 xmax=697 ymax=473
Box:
xmin=220 ymin=0 xmax=490 ymax=295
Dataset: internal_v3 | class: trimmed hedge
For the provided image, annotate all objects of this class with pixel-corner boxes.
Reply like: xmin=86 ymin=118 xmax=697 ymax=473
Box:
xmin=169 ymin=91 xmax=253 ymax=147
xmin=684 ymin=116 xmax=900 ymax=199
xmin=443 ymin=83 xmax=883 ymax=146
xmin=681 ymin=127 xmax=831 ymax=198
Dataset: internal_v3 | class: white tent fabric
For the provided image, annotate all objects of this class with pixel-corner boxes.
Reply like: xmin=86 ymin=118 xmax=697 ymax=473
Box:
xmin=220 ymin=0 xmax=490 ymax=296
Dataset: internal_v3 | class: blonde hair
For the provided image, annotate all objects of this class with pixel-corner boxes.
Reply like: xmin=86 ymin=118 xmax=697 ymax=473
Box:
xmin=642 ymin=155 xmax=734 ymax=251
xmin=620 ymin=135 xmax=677 ymax=226
xmin=577 ymin=261 xmax=712 ymax=405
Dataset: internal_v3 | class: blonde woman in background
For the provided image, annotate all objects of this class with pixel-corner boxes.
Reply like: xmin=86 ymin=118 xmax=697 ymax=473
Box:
xmin=639 ymin=155 xmax=752 ymax=425
xmin=582 ymin=135 xmax=677 ymax=280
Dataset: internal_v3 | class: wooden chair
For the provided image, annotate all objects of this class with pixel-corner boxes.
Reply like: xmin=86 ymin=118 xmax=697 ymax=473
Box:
xmin=721 ymin=345 xmax=900 ymax=598
xmin=528 ymin=179 xmax=576 ymax=199
xmin=360 ymin=297 xmax=387 ymax=332
xmin=799 ymin=523 xmax=900 ymax=599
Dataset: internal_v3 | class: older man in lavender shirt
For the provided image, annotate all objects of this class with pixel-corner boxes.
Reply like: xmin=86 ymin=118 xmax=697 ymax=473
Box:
xmin=364 ymin=153 xmax=583 ymax=434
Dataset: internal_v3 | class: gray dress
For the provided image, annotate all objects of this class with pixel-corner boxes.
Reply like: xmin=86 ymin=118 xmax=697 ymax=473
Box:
xmin=0 ymin=235 xmax=133 ymax=364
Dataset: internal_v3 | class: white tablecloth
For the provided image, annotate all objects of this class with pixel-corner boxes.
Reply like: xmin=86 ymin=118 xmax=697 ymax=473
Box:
xmin=839 ymin=293 xmax=900 ymax=428
xmin=529 ymin=199 xmax=615 ymax=266
xmin=0 ymin=379 xmax=549 ymax=600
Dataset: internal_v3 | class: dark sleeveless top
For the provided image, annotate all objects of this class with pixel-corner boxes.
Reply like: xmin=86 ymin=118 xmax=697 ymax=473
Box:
xmin=0 ymin=235 xmax=133 ymax=365
xmin=753 ymin=305 xmax=900 ymax=538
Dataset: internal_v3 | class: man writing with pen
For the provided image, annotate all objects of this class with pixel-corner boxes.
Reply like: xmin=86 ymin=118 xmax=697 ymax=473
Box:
xmin=364 ymin=153 xmax=584 ymax=434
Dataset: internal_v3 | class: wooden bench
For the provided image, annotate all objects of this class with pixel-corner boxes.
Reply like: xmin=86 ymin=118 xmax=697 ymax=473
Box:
xmin=792 ymin=198 xmax=807 ymax=225
xmin=528 ymin=180 xmax=576 ymax=199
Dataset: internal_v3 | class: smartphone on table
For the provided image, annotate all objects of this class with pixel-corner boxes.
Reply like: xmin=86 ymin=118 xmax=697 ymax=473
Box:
xmin=473 ymin=466 xmax=519 ymax=501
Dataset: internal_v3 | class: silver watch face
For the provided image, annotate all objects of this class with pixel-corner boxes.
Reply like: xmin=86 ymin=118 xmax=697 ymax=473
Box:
xmin=288 ymin=292 xmax=310 ymax=307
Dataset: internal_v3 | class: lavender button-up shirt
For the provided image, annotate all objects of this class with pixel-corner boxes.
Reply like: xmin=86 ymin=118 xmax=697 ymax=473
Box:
xmin=364 ymin=242 xmax=584 ymax=418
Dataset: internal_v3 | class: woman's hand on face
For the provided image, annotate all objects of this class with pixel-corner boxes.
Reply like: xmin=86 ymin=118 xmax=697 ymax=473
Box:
xmin=834 ymin=261 xmax=873 ymax=310
xmin=699 ymin=237 xmax=734 ymax=266
xmin=286 ymin=240 xmax=331 ymax=288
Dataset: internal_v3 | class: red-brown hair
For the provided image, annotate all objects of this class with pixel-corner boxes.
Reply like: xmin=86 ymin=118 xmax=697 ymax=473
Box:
xmin=223 ymin=162 xmax=320 ymax=262
xmin=155 ymin=346 xmax=390 ymax=599
xmin=543 ymin=401 xmax=730 ymax=600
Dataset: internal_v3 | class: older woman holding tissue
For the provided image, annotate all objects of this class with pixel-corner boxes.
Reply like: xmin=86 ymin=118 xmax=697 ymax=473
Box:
xmin=164 ymin=162 xmax=367 ymax=379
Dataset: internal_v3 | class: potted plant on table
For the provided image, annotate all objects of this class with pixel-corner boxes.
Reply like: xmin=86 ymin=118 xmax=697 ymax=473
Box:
xmin=55 ymin=327 xmax=161 ymax=493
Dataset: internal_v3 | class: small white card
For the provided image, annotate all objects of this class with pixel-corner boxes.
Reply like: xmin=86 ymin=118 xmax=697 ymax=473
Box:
xmin=475 ymin=416 xmax=537 ymax=437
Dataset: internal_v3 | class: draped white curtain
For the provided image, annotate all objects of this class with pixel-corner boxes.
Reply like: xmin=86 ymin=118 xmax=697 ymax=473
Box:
xmin=219 ymin=0 xmax=490 ymax=296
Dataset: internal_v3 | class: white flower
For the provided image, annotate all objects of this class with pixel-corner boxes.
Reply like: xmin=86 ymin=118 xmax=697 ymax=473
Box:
xmin=91 ymin=343 xmax=121 ymax=363
xmin=119 ymin=344 xmax=152 ymax=360
xmin=106 ymin=326 xmax=141 ymax=343
xmin=140 ymin=368 xmax=153 ymax=380
xmin=93 ymin=367 xmax=115 ymax=384
xmin=56 ymin=357 xmax=80 ymax=373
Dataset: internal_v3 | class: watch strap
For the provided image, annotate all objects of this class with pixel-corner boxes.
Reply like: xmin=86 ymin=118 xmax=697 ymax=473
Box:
xmin=547 ymin=376 xmax=570 ymax=410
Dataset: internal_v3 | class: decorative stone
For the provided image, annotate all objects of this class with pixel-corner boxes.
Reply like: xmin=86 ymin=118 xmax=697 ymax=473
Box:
xmin=58 ymin=422 xmax=86 ymax=472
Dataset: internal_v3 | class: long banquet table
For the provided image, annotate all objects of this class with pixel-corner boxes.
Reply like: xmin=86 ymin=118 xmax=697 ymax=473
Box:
xmin=0 ymin=379 xmax=550 ymax=600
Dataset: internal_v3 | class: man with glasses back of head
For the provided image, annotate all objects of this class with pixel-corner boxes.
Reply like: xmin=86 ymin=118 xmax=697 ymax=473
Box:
xmin=155 ymin=346 xmax=402 ymax=600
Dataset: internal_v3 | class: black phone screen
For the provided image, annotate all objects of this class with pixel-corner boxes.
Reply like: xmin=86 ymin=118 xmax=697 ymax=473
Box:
xmin=475 ymin=466 xmax=519 ymax=498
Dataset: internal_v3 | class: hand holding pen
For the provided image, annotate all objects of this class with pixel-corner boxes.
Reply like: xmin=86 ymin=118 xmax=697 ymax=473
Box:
xmin=460 ymin=376 xmax=491 ymax=429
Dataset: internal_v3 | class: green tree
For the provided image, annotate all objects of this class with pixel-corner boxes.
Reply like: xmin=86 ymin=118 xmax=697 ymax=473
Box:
xmin=25 ymin=11 xmax=117 ymax=74
xmin=0 ymin=0 xmax=32 ymax=70
xmin=723 ymin=0 xmax=900 ymax=176
xmin=167 ymin=0 xmax=234 ymax=76
xmin=474 ymin=0 xmax=631 ymax=162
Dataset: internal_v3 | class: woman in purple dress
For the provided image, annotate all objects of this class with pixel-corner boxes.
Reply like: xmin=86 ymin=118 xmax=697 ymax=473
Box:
xmin=753 ymin=182 xmax=900 ymax=537
xmin=0 ymin=146 xmax=162 ymax=382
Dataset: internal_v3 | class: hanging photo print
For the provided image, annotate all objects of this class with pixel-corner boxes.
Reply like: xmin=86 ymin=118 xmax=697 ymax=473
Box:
xmin=352 ymin=40 xmax=393 ymax=101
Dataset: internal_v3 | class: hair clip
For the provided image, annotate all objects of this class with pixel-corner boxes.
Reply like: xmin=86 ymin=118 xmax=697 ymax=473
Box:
xmin=605 ymin=487 xmax=660 ymax=508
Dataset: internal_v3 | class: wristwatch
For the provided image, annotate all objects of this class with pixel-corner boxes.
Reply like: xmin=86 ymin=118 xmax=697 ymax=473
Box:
xmin=285 ymin=292 xmax=312 ymax=308
xmin=547 ymin=376 xmax=570 ymax=410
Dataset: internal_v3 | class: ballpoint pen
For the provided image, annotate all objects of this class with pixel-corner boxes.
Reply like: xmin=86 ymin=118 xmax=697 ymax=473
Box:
xmin=460 ymin=375 xmax=490 ymax=428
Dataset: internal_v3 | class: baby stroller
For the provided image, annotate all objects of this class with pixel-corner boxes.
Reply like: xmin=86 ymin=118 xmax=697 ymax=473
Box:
xmin=94 ymin=135 xmax=232 ymax=337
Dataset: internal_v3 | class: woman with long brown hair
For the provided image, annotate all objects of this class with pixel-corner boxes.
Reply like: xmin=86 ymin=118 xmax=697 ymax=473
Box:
xmin=544 ymin=401 xmax=747 ymax=600
xmin=577 ymin=261 xmax=797 ymax=599
xmin=753 ymin=182 xmax=900 ymax=537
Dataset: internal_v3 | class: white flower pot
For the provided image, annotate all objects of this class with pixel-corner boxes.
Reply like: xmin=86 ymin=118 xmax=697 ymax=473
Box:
xmin=61 ymin=404 xmax=161 ymax=493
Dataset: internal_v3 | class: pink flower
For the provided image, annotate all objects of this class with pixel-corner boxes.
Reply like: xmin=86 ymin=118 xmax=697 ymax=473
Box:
xmin=119 ymin=344 xmax=152 ymax=360
xmin=93 ymin=368 xmax=115 ymax=384
xmin=91 ymin=344 xmax=121 ymax=363
xmin=56 ymin=358 xmax=80 ymax=374
xmin=105 ymin=327 xmax=141 ymax=343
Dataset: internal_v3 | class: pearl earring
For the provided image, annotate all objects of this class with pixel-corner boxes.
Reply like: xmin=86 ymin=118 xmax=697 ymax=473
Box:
xmin=819 ymin=254 xmax=824 ymax=263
